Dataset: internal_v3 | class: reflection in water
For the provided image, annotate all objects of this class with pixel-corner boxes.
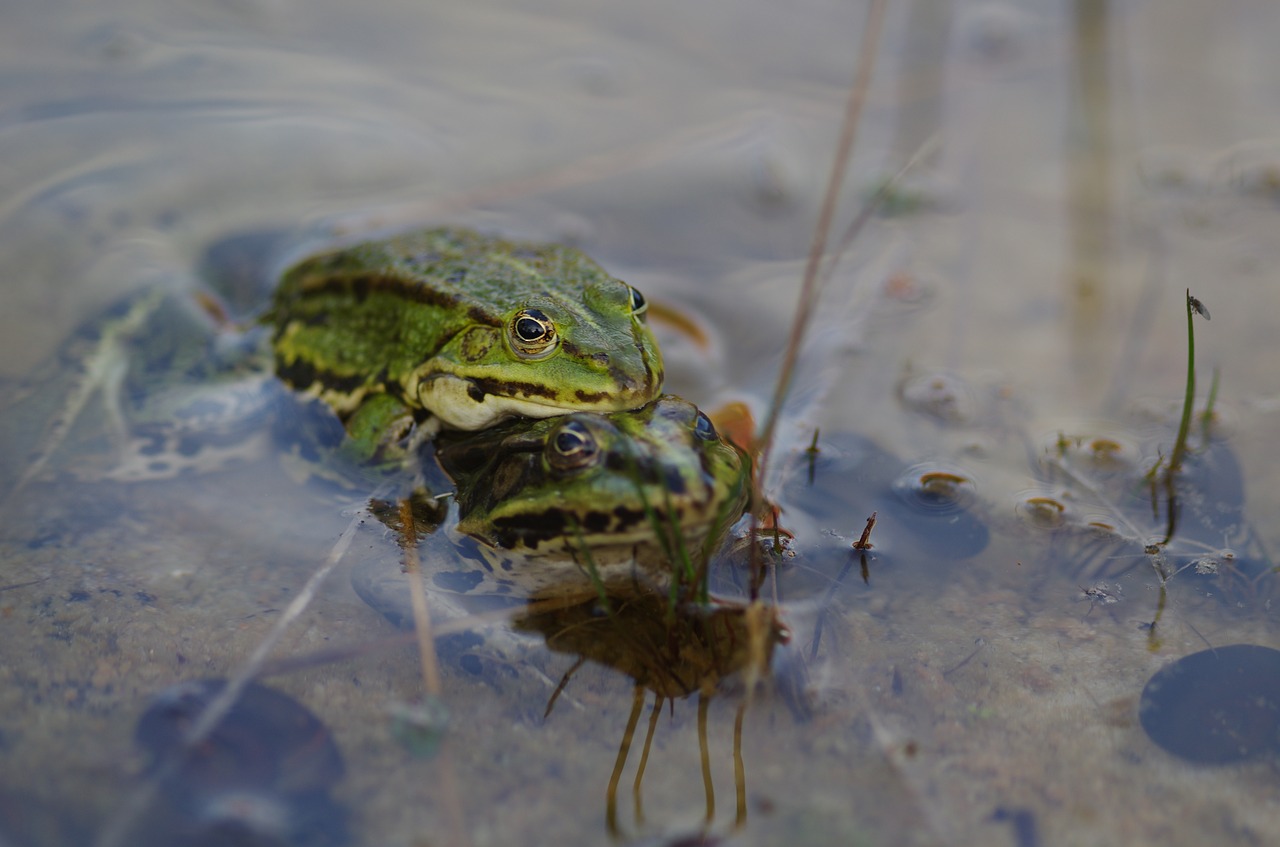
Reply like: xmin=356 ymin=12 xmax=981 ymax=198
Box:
xmin=1066 ymin=0 xmax=1114 ymax=338
xmin=514 ymin=594 xmax=789 ymax=840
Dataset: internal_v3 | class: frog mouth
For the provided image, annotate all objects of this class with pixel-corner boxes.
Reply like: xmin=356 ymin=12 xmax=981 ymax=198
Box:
xmin=417 ymin=373 xmax=638 ymax=430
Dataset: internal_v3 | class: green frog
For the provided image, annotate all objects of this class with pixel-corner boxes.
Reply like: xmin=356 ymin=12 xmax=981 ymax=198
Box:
xmin=351 ymin=395 xmax=752 ymax=624
xmin=5 ymin=227 xmax=665 ymax=494
xmin=270 ymin=227 xmax=664 ymax=443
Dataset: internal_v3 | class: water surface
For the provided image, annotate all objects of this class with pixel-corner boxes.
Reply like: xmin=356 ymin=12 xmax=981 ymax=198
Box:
xmin=3 ymin=2 xmax=1280 ymax=845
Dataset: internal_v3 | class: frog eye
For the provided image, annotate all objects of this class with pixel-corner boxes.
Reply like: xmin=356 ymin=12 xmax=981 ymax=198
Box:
xmin=547 ymin=420 xmax=600 ymax=472
xmin=509 ymin=308 xmax=558 ymax=358
xmin=693 ymin=411 xmax=718 ymax=441
xmin=628 ymin=286 xmax=648 ymax=319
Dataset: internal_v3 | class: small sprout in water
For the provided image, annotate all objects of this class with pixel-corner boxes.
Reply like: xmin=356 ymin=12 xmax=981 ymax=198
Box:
xmin=805 ymin=428 xmax=821 ymax=484
xmin=853 ymin=511 xmax=878 ymax=550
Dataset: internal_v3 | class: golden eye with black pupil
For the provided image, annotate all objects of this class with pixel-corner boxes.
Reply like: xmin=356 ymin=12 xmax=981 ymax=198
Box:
xmin=509 ymin=308 xmax=557 ymax=358
xmin=628 ymin=285 xmax=647 ymax=318
xmin=547 ymin=420 xmax=599 ymax=472
xmin=693 ymin=411 xmax=718 ymax=441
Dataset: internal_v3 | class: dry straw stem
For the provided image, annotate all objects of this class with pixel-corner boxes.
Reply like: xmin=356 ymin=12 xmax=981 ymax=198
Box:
xmin=749 ymin=0 xmax=888 ymax=590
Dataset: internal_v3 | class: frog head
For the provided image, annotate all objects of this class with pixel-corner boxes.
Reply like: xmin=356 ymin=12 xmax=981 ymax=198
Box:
xmin=435 ymin=395 xmax=749 ymax=574
xmin=413 ymin=273 xmax=665 ymax=430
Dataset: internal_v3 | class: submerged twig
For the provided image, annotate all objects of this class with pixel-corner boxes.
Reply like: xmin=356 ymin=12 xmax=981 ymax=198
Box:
xmin=400 ymin=498 xmax=443 ymax=697
xmin=395 ymin=498 xmax=471 ymax=847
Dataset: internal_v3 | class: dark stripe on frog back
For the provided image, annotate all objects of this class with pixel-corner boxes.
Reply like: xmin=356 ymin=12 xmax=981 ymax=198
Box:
xmin=458 ymin=450 xmax=683 ymax=549
xmin=286 ymin=271 xmax=504 ymax=328
xmin=274 ymin=352 xmax=364 ymax=396
xmin=273 ymin=353 xmax=409 ymax=419
xmin=274 ymin=267 xmax=481 ymax=403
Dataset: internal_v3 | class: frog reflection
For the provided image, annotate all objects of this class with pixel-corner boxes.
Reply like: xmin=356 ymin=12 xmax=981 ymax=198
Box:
xmin=352 ymin=397 xmax=774 ymax=839
xmin=514 ymin=593 xmax=792 ymax=839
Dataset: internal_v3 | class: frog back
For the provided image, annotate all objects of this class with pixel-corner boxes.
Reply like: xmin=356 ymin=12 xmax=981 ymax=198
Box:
xmin=270 ymin=228 xmax=663 ymax=429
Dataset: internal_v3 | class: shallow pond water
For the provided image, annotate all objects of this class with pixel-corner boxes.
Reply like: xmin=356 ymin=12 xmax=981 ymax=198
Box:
xmin=3 ymin=1 xmax=1280 ymax=845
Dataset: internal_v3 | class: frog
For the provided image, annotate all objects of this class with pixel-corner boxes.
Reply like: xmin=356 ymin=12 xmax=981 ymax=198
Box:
xmin=350 ymin=394 xmax=752 ymax=627
xmin=5 ymin=227 xmax=665 ymax=497
xmin=269 ymin=227 xmax=665 ymax=449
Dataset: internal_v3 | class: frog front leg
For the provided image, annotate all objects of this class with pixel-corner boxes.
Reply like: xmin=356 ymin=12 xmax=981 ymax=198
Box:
xmin=337 ymin=393 xmax=440 ymax=474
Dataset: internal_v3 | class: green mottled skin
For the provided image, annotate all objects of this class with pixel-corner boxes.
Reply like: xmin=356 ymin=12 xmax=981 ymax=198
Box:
xmin=352 ymin=396 xmax=751 ymax=638
xmin=270 ymin=227 xmax=664 ymax=437
xmin=431 ymin=395 xmax=750 ymax=597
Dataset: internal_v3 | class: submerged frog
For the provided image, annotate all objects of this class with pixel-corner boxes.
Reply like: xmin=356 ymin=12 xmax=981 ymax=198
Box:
xmin=352 ymin=394 xmax=752 ymax=623
xmin=6 ymin=227 xmax=665 ymax=493
xmin=271 ymin=227 xmax=664 ymax=443
xmin=3 ymin=288 xmax=277 ymax=490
